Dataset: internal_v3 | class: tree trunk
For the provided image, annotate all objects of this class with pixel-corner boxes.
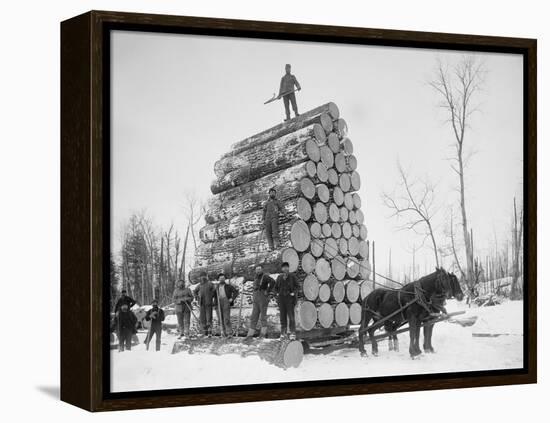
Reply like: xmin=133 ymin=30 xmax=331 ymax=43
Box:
xmin=211 ymin=124 xmax=323 ymax=193
xmin=200 ymin=197 xmax=311 ymax=243
xmin=205 ymin=162 xmax=316 ymax=224
xmin=217 ymin=102 xmax=339 ymax=167
xmin=172 ymin=337 xmax=304 ymax=369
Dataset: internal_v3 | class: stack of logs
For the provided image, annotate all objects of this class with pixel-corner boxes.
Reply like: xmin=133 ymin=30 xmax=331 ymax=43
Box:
xmin=189 ymin=102 xmax=373 ymax=335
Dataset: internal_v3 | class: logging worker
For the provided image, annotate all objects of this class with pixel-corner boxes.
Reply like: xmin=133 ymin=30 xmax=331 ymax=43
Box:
xmin=277 ymin=63 xmax=301 ymax=121
xmin=274 ymin=261 xmax=298 ymax=340
xmin=213 ymin=273 xmax=239 ymax=337
xmin=113 ymin=289 xmax=137 ymax=314
xmin=144 ymin=299 xmax=165 ymax=351
xmin=173 ymin=279 xmax=194 ymax=339
xmin=246 ymin=265 xmax=276 ymax=339
xmin=263 ymin=187 xmax=287 ymax=250
xmin=194 ymin=271 xmax=216 ymax=337
xmin=111 ymin=303 xmax=137 ymax=352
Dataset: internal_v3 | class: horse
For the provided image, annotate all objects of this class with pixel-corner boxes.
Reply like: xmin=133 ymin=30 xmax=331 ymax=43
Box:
xmin=358 ymin=268 xmax=464 ymax=359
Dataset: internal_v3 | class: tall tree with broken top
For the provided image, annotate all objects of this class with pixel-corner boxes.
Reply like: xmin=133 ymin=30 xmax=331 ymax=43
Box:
xmin=429 ymin=55 xmax=485 ymax=287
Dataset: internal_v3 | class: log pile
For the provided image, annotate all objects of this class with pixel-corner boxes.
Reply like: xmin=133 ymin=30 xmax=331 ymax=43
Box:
xmin=189 ymin=102 xmax=372 ymax=335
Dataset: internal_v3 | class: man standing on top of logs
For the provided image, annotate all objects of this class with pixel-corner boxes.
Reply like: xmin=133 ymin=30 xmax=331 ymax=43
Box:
xmin=277 ymin=63 xmax=301 ymax=122
xmin=193 ymin=271 xmax=216 ymax=337
xmin=213 ymin=273 xmax=239 ymax=337
xmin=274 ymin=261 xmax=298 ymax=340
xmin=263 ymin=187 xmax=288 ymax=250
xmin=246 ymin=264 xmax=276 ymax=339
xmin=172 ymin=279 xmax=194 ymax=339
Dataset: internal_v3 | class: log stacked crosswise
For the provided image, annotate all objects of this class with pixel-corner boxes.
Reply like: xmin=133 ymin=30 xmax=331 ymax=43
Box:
xmin=190 ymin=102 xmax=373 ymax=333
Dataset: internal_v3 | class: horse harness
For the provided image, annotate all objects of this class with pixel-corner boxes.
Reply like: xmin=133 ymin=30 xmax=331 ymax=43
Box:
xmin=364 ymin=273 xmax=447 ymax=327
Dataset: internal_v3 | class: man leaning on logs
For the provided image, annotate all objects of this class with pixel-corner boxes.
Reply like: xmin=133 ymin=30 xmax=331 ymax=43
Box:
xmin=274 ymin=261 xmax=298 ymax=340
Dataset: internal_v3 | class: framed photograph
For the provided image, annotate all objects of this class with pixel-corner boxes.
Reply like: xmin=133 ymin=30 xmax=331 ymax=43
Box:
xmin=61 ymin=10 xmax=536 ymax=411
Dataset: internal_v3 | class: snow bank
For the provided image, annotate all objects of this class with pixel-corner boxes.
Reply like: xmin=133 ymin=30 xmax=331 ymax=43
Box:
xmin=111 ymin=300 xmax=524 ymax=393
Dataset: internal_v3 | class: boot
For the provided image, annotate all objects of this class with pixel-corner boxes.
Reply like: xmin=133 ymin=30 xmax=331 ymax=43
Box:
xmin=259 ymin=327 xmax=268 ymax=339
xmin=245 ymin=328 xmax=255 ymax=339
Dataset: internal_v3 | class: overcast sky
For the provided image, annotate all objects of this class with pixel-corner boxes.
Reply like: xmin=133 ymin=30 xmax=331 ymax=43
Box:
xmin=110 ymin=30 xmax=523 ymax=279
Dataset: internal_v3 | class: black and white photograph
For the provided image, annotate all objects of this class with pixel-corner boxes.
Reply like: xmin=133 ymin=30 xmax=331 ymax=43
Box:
xmin=108 ymin=30 xmax=525 ymax=393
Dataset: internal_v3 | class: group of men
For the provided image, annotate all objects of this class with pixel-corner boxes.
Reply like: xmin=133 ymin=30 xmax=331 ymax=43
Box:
xmin=112 ymin=130 xmax=302 ymax=347
xmin=111 ymin=290 xmax=166 ymax=352
xmin=171 ymin=261 xmax=298 ymax=340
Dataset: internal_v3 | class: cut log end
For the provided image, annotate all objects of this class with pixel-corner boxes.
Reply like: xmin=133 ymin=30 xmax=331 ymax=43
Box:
xmin=281 ymin=248 xmax=299 ymax=273
xmin=319 ymin=283 xmax=331 ymax=302
xmin=290 ymin=220 xmax=311 ymax=252
xmin=331 ymin=256 xmax=347 ymax=281
xmin=315 ymin=258 xmax=332 ymax=282
xmin=303 ymin=274 xmax=320 ymax=301
xmin=297 ymin=301 xmax=317 ymax=331
xmin=349 ymin=302 xmax=362 ymax=325
xmin=301 ymin=252 xmax=316 ymax=274
xmin=297 ymin=197 xmax=312 ymax=221
xmin=318 ymin=303 xmax=334 ymax=328
xmin=335 ymin=302 xmax=350 ymax=326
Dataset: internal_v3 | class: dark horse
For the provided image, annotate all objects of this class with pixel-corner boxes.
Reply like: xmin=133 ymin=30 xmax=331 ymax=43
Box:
xmin=358 ymin=268 xmax=464 ymax=358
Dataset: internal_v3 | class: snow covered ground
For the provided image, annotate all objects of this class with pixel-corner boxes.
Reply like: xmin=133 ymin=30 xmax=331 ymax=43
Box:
xmin=110 ymin=300 xmax=524 ymax=393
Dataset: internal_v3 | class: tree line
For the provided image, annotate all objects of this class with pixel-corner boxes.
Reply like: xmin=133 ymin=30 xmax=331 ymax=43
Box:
xmin=110 ymin=194 xmax=204 ymax=307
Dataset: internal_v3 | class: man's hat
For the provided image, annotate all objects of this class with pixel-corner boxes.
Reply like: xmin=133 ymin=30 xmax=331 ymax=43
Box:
xmin=121 ymin=289 xmax=127 ymax=294
xmin=151 ymin=298 xmax=158 ymax=304
xmin=217 ymin=272 xmax=225 ymax=279
xmin=285 ymin=63 xmax=291 ymax=67
xmin=269 ymin=187 xmax=276 ymax=193
xmin=281 ymin=262 xmax=290 ymax=268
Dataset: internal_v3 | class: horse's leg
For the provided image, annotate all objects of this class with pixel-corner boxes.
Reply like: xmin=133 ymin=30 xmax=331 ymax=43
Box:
xmin=408 ymin=317 xmax=421 ymax=358
xmin=358 ymin=308 xmax=371 ymax=357
xmin=414 ymin=322 xmax=422 ymax=355
xmin=385 ymin=323 xmax=394 ymax=351
xmin=369 ymin=326 xmax=378 ymax=356
xmin=393 ymin=334 xmax=400 ymax=352
xmin=423 ymin=323 xmax=435 ymax=353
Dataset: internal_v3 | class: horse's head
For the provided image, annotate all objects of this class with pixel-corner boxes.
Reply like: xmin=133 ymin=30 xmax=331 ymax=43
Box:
xmin=435 ymin=268 xmax=463 ymax=301
xmin=449 ymin=272 xmax=464 ymax=301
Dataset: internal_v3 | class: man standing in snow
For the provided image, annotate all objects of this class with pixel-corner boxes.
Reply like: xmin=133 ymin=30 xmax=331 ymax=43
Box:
xmin=112 ymin=303 xmax=137 ymax=352
xmin=263 ymin=187 xmax=287 ymax=250
xmin=213 ymin=273 xmax=239 ymax=337
xmin=277 ymin=63 xmax=301 ymax=121
xmin=274 ymin=262 xmax=297 ymax=339
xmin=194 ymin=271 xmax=216 ymax=337
xmin=144 ymin=299 xmax=165 ymax=351
xmin=113 ymin=289 xmax=136 ymax=314
xmin=246 ymin=265 xmax=276 ymax=339
xmin=173 ymin=279 xmax=194 ymax=338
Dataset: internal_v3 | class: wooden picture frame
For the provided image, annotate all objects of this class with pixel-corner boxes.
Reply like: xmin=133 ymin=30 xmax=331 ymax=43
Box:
xmin=61 ymin=10 xmax=537 ymax=411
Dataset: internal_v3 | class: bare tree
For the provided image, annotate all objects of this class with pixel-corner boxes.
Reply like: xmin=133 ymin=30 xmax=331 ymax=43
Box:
xmin=429 ymin=55 xmax=485 ymax=286
xmin=510 ymin=197 xmax=524 ymax=299
xmin=183 ymin=191 xmax=205 ymax=250
xmin=383 ymin=162 xmax=440 ymax=267
xmin=443 ymin=207 xmax=466 ymax=279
